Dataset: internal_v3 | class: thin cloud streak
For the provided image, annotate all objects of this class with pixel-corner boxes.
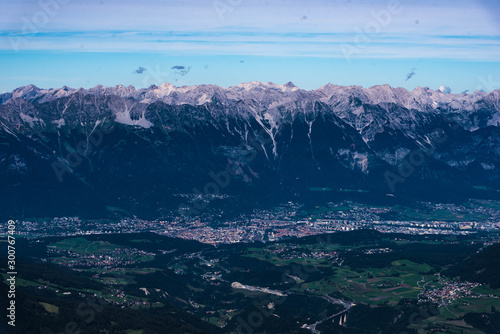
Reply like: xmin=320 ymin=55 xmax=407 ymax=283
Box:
xmin=1 ymin=0 xmax=498 ymax=62
xmin=1 ymin=30 xmax=499 ymax=61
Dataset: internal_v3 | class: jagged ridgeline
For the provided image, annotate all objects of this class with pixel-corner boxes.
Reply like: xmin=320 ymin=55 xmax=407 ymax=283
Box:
xmin=0 ymin=82 xmax=499 ymax=219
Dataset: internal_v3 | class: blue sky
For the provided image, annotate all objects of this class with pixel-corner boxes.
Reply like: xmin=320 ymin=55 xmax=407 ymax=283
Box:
xmin=0 ymin=0 xmax=499 ymax=93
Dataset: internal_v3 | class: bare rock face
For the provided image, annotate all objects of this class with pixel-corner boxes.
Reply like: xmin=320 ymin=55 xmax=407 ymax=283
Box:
xmin=0 ymin=82 xmax=498 ymax=219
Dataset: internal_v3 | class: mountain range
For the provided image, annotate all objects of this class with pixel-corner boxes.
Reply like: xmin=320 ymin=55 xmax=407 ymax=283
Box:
xmin=1 ymin=82 xmax=499 ymax=219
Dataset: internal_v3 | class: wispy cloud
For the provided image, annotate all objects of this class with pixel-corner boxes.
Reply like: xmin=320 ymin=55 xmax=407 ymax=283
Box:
xmin=1 ymin=1 xmax=499 ymax=61
xmin=438 ymin=85 xmax=452 ymax=94
xmin=405 ymin=68 xmax=416 ymax=81
xmin=171 ymin=65 xmax=191 ymax=76
xmin=1 ymin=0 xmax=499 ymax=93
xmin=0 ymin=30 xmax=499 ymax=61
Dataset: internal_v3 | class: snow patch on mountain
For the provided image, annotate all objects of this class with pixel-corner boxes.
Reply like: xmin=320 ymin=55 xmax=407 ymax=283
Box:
xmin=353 ymin=152 xmax=369 ymax=173
xmin=52 ymin=118 xmax=66 ymax=128
xmin=481 ymin=163 xmax=495 ymax=170
xmin=20 ymin=112 xmax=44 ymax=126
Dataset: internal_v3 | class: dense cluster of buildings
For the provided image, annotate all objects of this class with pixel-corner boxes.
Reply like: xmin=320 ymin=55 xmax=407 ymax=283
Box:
xmin=418 ymin=274 xmax=482 ymax=306
xmin=2 ymin=201 xmax=499 ymax=245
